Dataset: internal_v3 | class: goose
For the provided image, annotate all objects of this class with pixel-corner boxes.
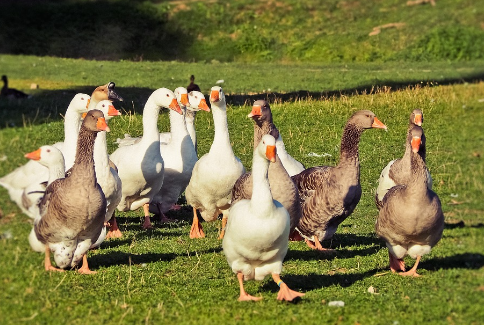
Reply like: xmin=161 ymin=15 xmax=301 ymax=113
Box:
xmin=34 ymin=109 xmax=109 ymax=273
xmin=292 ymin=110 xmax=387 ymax=250
xmin=187 ymin=74 xmax=201 ymax=92
xmin=232 ymin=100 xmax=301 ymax=238
xmin=23 ymin=146 xmax=65 ymax=253
xmin=148 ymin=88 xmax=210 ymax=223
xmin=223 ymin=134 xmax=304 ymax=302
xmin=110 ymin=88 xmax=182 ymax=229
xmin=0 ymin=93 xmax=90 ymax=214
xmin=185 ymin=86 xmax=245 ymax=238
xmin=375 ymin=109 xmax=432 ymax=209
xmin=375 ymin=125 xmax=444 ymax=277
xmin=86 ymin=101 xmax=123 ymax=241
xmin=1 ymin=75 xmax=29 ymax=99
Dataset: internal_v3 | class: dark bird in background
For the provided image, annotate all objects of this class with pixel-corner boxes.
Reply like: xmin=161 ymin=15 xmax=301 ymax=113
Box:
xmin=1 ymin=75 xmax=30 ymax=99
xmin=187 ymin=75 xmax=201 ymax=92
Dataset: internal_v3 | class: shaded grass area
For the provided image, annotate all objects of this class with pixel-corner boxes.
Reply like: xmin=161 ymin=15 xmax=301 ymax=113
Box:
xmin=1 ymin=79 xmax=484 ymax=324
xmin=1 ymin=54 xmax=484 ymax=128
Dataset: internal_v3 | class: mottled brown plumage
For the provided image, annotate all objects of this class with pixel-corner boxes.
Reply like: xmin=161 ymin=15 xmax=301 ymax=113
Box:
xmin=292 ymin=110 xmax=387 ymax=250
xmin=375 ymin=125 xmax=443 ymax=276
xmin=35 ymin=109 xmax=108 ymax=273
xmin=232 ymin=100 xmax=301 ymax=235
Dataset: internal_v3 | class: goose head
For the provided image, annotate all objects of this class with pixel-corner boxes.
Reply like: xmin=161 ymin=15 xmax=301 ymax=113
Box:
xmin=350 ymin=110 xmax=387 ymax=131
xmin=248 ymin=99 xmax=272 ymax=125
xmin=259 ymin=134 xmax=277 ymax=163
xmin=174 ymin=87 xmax=189 ymax=109
xmin=410 ymin=108 xmax=423 ymax=126
xmin=150 ymin=88 xmax=183 ymax=115
xmin=83 ymin=100 xmax=121 ymax=122
xmin=409 ymin=125 xmax=424 ymax=153
xmin=70 ymin=93 xmax=91 ymax=113
xmin=1 ymin=75 xmax=6 ymax=84
xmin=83 ymin=109 xmax=110 ymax=133
xmin=24 ymin=145 xmax=65 ymax=168
xmin=209 ymin=86 xmax=226 ymax=109
xmin=188 ymin=91 xmax=210 ymax=112
xmin=91 ymin=82 xmax=123 ymax=104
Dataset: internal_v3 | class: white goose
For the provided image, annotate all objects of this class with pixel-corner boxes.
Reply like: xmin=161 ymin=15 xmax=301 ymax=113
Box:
xmin=24 ymin=146 xmax=65 ymax=253
xmin=109 ymin=88 xmax=182 ymax=229
xmin=87 ymin=100 xmax=123 ymax=242
xmin=185 ymin=86 xmax=245 ymax=238
xmin=223 ymin=134 xmax=304 ymax=302
xmin=0 ymin=93 xmax=90 ymax=214
xmin=149 ymin=88 xmax=210 ymax=222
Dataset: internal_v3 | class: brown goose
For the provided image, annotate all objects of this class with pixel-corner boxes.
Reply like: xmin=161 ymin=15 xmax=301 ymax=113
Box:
xmin=375 ymin=125 xmax=444 ymax=277
xmin=375 ymin=109 xmax=432 ymax=209
xmin=232 ymin=100 xmax=301 ymax=238
xmin=292 ymin=110 xmax=387 ymax=250
xmin=187 ymin=75 xmax=201 ymax=92
xmin=34 ymin=109 xmax=110 ymax=274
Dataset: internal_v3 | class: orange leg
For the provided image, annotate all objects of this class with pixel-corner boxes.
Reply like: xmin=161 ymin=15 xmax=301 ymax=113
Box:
xmin=78 ymin=254 xmax=97 ymax=275
xmin=272 ymin=273 xmax=304 ymax=302
xmin=400 ymin=255 xmax=421 ymax=277
xmin=305 ymin=235 xmax=334 ymax=252
xmin=237 ymin=272 xmax=262 ymax=301
xmin=218 ymin=215 xmax=228 ymax=240
xmin=190 ymin=207 xmax=205 ymax=238
xmin=44 ymin=246 xmax=64 ymax=272
xmin=389 ymin=251 xmax=406 ymax=273
xmin=106 ymin=214 xmax=123 ymax=239
xmin=142 ymin=203 xmax=153 ymax=229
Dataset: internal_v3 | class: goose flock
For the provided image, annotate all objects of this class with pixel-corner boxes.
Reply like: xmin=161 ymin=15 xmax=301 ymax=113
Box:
xmin=0 ymin=81 xmax=444 ymax=301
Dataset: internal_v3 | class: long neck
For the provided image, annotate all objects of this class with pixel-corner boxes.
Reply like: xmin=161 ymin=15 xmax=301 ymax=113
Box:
xmin=141 ymin=97 xmax=162 ymax=142
xmin=209 ymin=104 xmax=233 ymax=154
xmin=70 ymin=127 xmax=97 ymax=186
xmin=63 ymin=107 xmax=84 ymax=170
xmin=2 ymin=78 xmax=7 ymax=88
xmin=93 ymin=128 xmax=109 ymax=179
xmin=338 ymin=122 xmax=362 ymax=167
xmin=253 ymin=121 xmax=279 ymax=149
xmin=407 ymin=152 xmax=429 ymax=196
xmin=169 ymin=109 xmax=189 ymax=142
xmin=185 ymin=113 xmax=197 ymax=151
xmin=250 ymin=153 xmax=273 ymax=216
xmin=47 ymin=160 xmax=66 ymax=185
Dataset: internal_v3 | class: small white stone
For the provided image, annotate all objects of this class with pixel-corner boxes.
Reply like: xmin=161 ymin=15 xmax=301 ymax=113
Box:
xmin=328 ymin=301 xmax=344 ymax=307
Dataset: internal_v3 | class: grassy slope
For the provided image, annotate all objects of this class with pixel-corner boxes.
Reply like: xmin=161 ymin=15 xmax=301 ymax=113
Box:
xmin=0 ymin=57 xmax=483 ymax=324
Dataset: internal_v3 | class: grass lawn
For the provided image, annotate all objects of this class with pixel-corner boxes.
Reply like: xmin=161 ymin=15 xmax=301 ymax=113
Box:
xmin=0 ymin=56 xmax=483 ymax=324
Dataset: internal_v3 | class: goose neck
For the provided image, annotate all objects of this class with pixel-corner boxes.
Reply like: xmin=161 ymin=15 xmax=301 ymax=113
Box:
xmin=169 ymin=109 xmax=189 ymax=141
xmin=250 ymin=153 xmax=273 ymax=216
xmin=71 ymin=128 xmax=97 ymax=185
xmin=210 ymin=105 xmax=232 ymax=152
xmin=141 ymin=98 xmax=162 ymax=141
xmin=338 ymin=123 xmax=362 ymax=167
xmin=63 ymin=107 xmax=84 ymax=170
xmin=47 ymin=162 xmax=66 ymax=185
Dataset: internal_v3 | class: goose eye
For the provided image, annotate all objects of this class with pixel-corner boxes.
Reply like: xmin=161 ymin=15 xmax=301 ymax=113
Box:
xmin=166 ymin=94 xmax=169 ymax=97
xmin=47 ymin=149 xmax=51 ymax=153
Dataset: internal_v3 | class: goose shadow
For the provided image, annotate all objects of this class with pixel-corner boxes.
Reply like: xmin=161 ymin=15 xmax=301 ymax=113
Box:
xmin=286 ymin=243 xmax=380 ymax=261
xmin=261 ymin=269 xmax=378 ymax=293
xmin=89 ymin=251 xmax=178 ymax=269
xmin=419 ymin=253 xmax=484 ymax=271
xmin=444 ymin=221 xmax=484 ymax=229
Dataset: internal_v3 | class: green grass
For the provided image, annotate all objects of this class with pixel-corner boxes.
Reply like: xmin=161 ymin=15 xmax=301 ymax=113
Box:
xmin=0 ymin=56 xmax=484 ymax=324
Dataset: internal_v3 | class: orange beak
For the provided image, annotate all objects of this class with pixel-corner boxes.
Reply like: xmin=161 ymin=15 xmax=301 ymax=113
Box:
xmin=198 ymin=98 xmax=210 ymax=112
xmin=97 ymin=117 xmax=110 ymax=132
xmin=180 ymin=93 xmax=189 ymax=106
xmin=210 ymin=90 xmax=220 ymax=102
xmin=414 ymin=113 xmax=422 ymax=126
xmin=266 ymin=145 xmax=277 ymax=163
xmin=169 ymin=98 xmax=183 ymax=115
xmin=248 ymin=105 xmax=262 ymax=118
xmin=24 ymin=148 xmax=42 ymax=161
xmin=108 ymin=104 xmax=121 ymax=116
xmin=372 ymin=117 xmax=388 ymax=130
xmin=86 ymin=98 xmax=91 ymax=109
xmin=82 ymin=112 xmax=87 ymax=119
xmin=411 ymin=136 xmax=421 ymax=153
